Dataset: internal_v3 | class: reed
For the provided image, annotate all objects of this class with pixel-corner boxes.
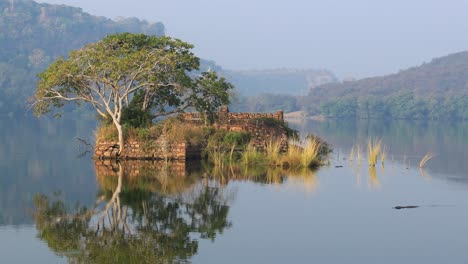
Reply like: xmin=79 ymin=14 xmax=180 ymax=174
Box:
xmin=419 ymin=152 xmax=434 ymax=168
xmin=242 ymin=144 xmax=264 ymax=165
xmin=367 ymin=138 xmax=382 ymax=167
xmin=349 ymin=146 xmax=355 ymax=162
xmin=282 ymin=138 xmax=322 ymax=168
xmin=207 ymin=147 xmax=228 ymax=168
xmin=265 ymin=139 xmax=282 ymax=165
xmin=301 ymin=137 xmax=322 ymax=168
xmin=228 ymin=143 xmax=236 ymax=163
xmin=380 ymin=145 xmax=387 ymax=165
xmin=282 ymin=140 xmax=303 ymax=168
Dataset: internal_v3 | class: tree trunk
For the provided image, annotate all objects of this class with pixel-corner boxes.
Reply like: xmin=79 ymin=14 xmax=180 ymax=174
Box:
xmin=114 ymin=120 xmax=124 ymax=156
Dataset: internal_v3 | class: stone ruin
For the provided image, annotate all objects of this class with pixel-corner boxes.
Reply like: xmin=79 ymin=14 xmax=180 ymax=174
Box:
xmin=94 ymin=107 xmax=288 ymax=160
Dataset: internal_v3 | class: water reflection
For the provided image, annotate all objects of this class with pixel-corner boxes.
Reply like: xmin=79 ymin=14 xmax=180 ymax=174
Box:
xmin=34 ymin=161 xmax=232 ymax=263
xmin=205 ymin=163 xmax=319 ymax=193
xmin=292 ymin=119 xmax=468 ymax=180
xmin=32 ymin=160 xmax=323 ymax=262
xmin=368 ymin=167 xmax=380 ymax=190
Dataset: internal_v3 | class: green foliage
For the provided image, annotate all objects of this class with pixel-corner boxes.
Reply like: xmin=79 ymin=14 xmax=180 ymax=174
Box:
xmin=34 ymin=32 xmax=232 ymax=131
xmin=223 ymin=131 xmax=251 ymax=147
xmin=121 ymin=91 xmax=153 ymax=128
xmin=242 ymin=144 xmax=265 ymax=165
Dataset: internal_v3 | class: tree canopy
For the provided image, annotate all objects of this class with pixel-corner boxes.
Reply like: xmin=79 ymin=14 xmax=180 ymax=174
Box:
xmin=34 ymin=33 xmax=233 ymax=152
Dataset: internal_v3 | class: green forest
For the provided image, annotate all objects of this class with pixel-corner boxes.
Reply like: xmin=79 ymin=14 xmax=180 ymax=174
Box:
xmin=317 ymin=93 xmax=468 ymax=120
xmin=0 ymin=0 xmax=164 ymax=116
xmin=302 ymin=52 xmax=468 ymax=120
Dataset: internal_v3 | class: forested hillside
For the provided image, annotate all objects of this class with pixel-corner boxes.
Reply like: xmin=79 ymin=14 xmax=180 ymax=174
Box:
xmin=0 ymin=0 xmax=164 ymax=115
xmin=302 ymin=52 xmax=468 ymax=120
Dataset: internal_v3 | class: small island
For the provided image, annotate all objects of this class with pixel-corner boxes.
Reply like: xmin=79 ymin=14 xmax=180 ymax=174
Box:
xmin=94 ymin=107 xmax=287 ymax=160
xmin=33 ymin=33 xmax=328 ymax=169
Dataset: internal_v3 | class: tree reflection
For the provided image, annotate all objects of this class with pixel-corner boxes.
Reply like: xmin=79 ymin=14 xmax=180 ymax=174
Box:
xmin=33 ymin=161 xmax=232 ymax=263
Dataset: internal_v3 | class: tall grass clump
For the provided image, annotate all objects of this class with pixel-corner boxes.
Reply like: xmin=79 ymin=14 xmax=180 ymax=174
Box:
xmin=367 ymin=138 xmax=382 ymax=167
xmin=282 ymin=140 xmax=302 ymax=168
xmin=301 ymin=137 xmax=322 ymax=168
xmin=242 ymin=144 xmax=264 ymax=165
xmin=282 ymin=137 xmax=322 ymax=168
xmin=265 ymin=139 xmax=282 ymax=165
xmin=419 ymin=152 xmax=434 ymax=168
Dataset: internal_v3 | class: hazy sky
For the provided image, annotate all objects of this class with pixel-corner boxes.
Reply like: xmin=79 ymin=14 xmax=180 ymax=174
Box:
xmin=37 ymin=0 xmax=468 ymax=78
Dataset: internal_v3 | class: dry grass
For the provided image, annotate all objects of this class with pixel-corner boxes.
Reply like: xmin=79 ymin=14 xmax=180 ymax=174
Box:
xmin=301 ymin=137 xmax=322 ymax=168
xmin=282 ymin=140 xmax=303 ymax=168
xmin=265 ymin=139 xmax=282 ymax=165
xmin=367 ymin=138 xmax=382 ymax=167
xmin=419 ymin=152 xmax=434 ymax=168
xmin=95 ymin=125 xmax=118 ymax=142
xmin=281 ymin=137 xmax=322 ymax=168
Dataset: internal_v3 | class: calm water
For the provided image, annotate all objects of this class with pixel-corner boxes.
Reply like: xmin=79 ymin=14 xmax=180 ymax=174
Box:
xmin=1 ymin=117 xmax=467 ymax=263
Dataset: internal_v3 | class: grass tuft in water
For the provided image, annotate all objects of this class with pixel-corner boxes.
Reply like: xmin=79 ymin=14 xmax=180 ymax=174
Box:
xmin=380 ymin=145 xmax=387 ymax=165
xmin=419 ymin=152 xmax=434 ymax=168
xmin=367 ymin=138 xmax=382 ymax=167
xmin=282 ymin=137 xmax=322 ymax=168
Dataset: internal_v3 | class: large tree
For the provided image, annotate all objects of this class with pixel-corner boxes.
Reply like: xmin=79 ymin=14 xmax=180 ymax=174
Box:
xmin=33 ymin=33 xmax=232 ymax=153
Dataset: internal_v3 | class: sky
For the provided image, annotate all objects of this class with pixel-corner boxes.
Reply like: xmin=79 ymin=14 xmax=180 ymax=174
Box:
xmin=36 ymin=0 xmax=468 ymax=79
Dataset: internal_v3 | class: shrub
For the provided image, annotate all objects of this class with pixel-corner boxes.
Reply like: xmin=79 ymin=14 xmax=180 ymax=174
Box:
xmin=223 ymin=131 xmax=250 ymax=147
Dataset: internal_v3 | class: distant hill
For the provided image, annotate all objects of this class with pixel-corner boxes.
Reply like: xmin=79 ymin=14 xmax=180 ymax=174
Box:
xmin=226 ymin=69 xmax=337 ymax=96
xmin=303 ymin=52 xmax=468 ymax=120
xmin=0 ymin=0 xmax=164 ymax=115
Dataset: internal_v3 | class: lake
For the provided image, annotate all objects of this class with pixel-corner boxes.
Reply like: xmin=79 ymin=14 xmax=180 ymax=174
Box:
xmin=1 ymin=117 xmax=467 ymax=263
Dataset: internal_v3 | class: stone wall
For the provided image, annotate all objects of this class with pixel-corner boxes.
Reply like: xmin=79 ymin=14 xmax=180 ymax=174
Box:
xmin=94 ymin=136 xmax=201 ymax=160
xmin=182 ymin=107 xmax=284 ymax=124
